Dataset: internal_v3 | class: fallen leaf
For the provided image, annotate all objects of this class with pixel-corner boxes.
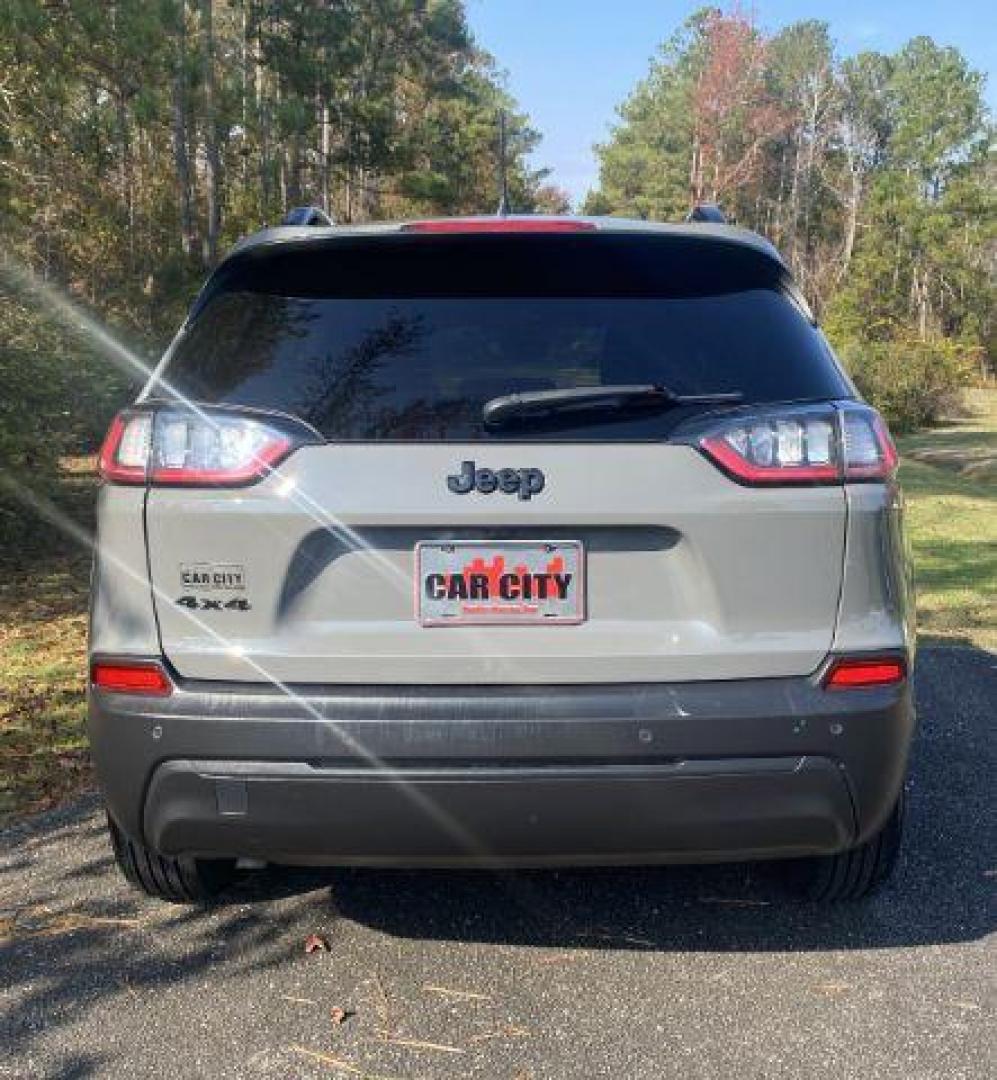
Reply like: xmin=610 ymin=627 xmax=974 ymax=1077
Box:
xmin=304 ymin=933 xmax=330 ymax=954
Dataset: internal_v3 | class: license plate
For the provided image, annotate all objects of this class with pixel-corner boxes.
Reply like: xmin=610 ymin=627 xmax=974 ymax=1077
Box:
xmin=416 ymin=540 xmax=585 ymax=626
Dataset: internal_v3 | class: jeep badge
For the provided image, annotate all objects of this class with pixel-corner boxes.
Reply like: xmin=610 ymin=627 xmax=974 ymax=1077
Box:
xmin=446 ymin=460 xmax=545 ymax=500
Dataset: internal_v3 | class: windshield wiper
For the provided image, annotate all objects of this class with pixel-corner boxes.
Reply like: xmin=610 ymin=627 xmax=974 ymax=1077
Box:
xmin=483 ymin=384 xmax=743 ymax=428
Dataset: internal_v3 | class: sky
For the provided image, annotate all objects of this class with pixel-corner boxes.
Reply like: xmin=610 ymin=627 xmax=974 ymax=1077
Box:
xmin=467 ymin=1 xmax=996 ymax=207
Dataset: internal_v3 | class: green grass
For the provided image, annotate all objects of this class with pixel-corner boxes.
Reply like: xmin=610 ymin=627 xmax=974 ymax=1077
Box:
xmin=0 ymin=399 xmax=994 ymax=821
xmin=899 ymin=387 xmax=997 ymax=480
xmin=896 ymin=388 xmax=996 ymax=651
xmin=0 ymin=459 xmax=95 ymax=822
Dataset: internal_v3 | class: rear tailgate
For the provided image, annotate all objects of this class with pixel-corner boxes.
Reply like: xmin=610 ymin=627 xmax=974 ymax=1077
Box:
xmin=146 ymin=442 xmax=845 ymax=683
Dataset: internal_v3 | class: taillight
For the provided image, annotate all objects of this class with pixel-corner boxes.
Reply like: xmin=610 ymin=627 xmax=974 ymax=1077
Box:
xmin=698 ymin=405 xmax=840 ymax=485
xmin=695 ymin=403 xmax=898 ymax=486
xmin=841 ymin=408 xmax=898 ymax=480
xmin=91 ymin=659 xmax=173 ymax=696
xmin=823 ymin=656 xmax=907 ymax=690
xmin=149 ymin=411 xmax=293 ymax=485
xmin=98 ymin=412 xmax=153 ymax=484
xmin=98 ymin=406 xmax=312 ymax=487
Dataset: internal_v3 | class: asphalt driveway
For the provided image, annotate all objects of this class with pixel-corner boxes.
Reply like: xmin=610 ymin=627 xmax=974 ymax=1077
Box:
xmin=1 ymin=646 xmax=994 ymax=1079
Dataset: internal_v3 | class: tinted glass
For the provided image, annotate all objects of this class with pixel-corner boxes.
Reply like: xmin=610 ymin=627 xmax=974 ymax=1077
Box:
xmin=161 ymin=237 xmax=850 ymax=441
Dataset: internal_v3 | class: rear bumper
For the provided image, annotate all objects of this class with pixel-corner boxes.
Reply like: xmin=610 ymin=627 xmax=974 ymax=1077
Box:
xmin=88 ymin=667 xmax=914 ymax=867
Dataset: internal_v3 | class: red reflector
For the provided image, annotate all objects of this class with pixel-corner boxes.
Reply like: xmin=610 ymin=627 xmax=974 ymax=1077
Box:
xmin=823 ymin=657 xmax=906 ymax=690
xmin=402 ymin=218 xmax=596 ymax=233
xmin=91 ymin=661 xmax=172 ymax=696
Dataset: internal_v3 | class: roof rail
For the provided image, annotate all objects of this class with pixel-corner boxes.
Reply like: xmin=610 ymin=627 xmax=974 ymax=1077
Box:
xmin=280 ymin=206 xmax=334 ymax=227
xmin=685 ymin=202 xmax=727 ymax=224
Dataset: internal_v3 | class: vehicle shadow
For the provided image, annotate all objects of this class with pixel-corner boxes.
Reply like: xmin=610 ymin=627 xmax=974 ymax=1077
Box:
xmin=321 ymin=645 xmax=996 ymax=952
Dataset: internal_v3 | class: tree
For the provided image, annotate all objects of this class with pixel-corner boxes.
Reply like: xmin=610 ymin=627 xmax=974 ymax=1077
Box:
xmin=689 ymin=10 xmax=786 ymax=213
xmin=766 ymin=20 xmax=836 ymax=279
xmin=583 ymin=14 xmax=705 ymax=220
xmin=200 ymin=0 xmax=222 ymax=265
xmin=0 ymin=0 xmax=558 ymax=543
xmin=830 ymin=51 xmax=894 ymax=279
xmin=0 ymin=0 xmax=552 ymax=342
xmin=585 ymin=8 xmax=994 ymax=410
xmin=888 ymin=37 xmax=988 ymax=198
xmin=826 ymin=39 xmax=992 ymax=348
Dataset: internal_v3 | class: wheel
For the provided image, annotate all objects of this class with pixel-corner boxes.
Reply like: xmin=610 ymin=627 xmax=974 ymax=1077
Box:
xmin=107 ymin=813 xmax=234 ymax=904
xmin=785 ymin=787 xmax=906 ymax=902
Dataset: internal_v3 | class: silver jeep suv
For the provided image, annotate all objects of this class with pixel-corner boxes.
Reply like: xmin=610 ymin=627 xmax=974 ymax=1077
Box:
xmin=89 ymin=215 xmax=914 ymax=903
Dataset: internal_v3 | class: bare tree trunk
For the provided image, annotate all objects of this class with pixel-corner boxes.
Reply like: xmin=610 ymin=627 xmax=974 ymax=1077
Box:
xmin=286 ymin=132 xmax=302 ymax=207
xmin=916 ymin=267 xmax=930 ymax=340
xmin=801 ymin=90 xmax=819 ymax=264
xmin=256 ymin=19 xmax=270 ymax=214
xmin=320 ymin=96 xmax=331 ymax=214
xmin=344 ymin=87 xmax=355 ymax=222
xmin=689 ymin=137 xmax=702 ymax=206
xmin=109 ymin=3 xmax=135 ymax=267
xmin=787 ymin=127 xmax=802 ymax=267
xmin=172 ymin=1 xmax=195 ymax=256
xmin=117 ymin=92 xmax=134 ymax=264
xmin=839 ymin=167 xmax=861 ymax=282
xmin=772 ymin=143 xmax=788 ymax=245
xmin=241 ymin=1 xmax=250 ymax=193
xmin=201 ymin=0 xmax=221 ymax=266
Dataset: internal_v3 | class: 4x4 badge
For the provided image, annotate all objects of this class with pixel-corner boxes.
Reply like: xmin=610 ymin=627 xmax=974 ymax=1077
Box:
xmin=175 ymin=596 xmax=251 ymax=612
xmin=446 ymin=460 xmax=545 ymax=501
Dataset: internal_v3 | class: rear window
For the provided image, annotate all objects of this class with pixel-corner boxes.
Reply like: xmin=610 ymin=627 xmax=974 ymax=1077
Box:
xmin=160 ymin=234 xmax=851 ymax=441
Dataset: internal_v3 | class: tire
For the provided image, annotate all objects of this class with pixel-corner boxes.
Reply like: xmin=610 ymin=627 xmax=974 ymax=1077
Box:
xmin=107 ymin=813 xmax=234 ymax=904
xmin=785 ymin=787 xmax=906 ymax=902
